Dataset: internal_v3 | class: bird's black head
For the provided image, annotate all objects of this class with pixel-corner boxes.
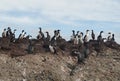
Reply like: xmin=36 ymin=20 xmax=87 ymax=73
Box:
xmin=72 ymin=30 xmax=75 ymax=32
xmin=80 ymin=32 xmax=83 ymax=36
xmin=108 ymin=32 xmax=111 ymax=34
xmin=4 ymin=28 xmax=6 ymax=31
xmin=54 ymin=30 xmax=57 ymax=33
xmin=112 ymin=34 xmax=114 ymax=36
xmin=14 ymin=29 xmax=17 ymax=31
xmin=86 ymin=30 xmax=89 ymax=32
xmin=39 ymin=27 xmax=42 ymax=30
xmin=46 ymin=31 xmax=49 ymax=33
xmin=8 ymin=27 xmax=10 ymax=29
xmin=22 ymin=30 xmax=24 ymax=32
xmin=57 ymin=29 xmax=60 ymax=31
xmin=100 ymin=31 xmax=104 ymax=33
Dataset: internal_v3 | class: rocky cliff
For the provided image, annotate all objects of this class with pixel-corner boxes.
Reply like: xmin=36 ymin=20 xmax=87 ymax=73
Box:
xmin=0 ymin=45 xmax=120 ymax=81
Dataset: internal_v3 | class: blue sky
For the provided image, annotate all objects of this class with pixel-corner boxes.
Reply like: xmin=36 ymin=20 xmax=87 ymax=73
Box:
xmin=0 ymin=0 xmax=120 ymax=43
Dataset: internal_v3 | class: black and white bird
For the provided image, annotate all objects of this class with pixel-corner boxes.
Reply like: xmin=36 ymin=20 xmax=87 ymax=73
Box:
xmin=83 ymin=44 xmax=90 ymax=58
xmin=18 ymin=30 xmax=25 ymax=39
xmin=77 ymin=52 xmax=85 ymax=64
xmin=26 ymin=35 xmax=32 ymax=39
xmin=2 ymin=28 xmax=7 ymax=38
xmin=23 ymin=32 xmax=26 ymax=38
xmin=73 ymin=35 xmax=78 ymax=45
xmin=107 ymin=32 xmax=112 ymax=41
xmin=97 ymin=31 xmax=104 ymax=42
xmin=78 ymin=32 xmax=84 ymax=45
xmin=49 ymin=45 xmax=57 ymax=54
xmin=6 ymin=27 xmax=12 ymax=38
xmin=71 ymin=30 xmax=75 ymax=41
xmin=54 ymin=30 xmax=57 ymax=37
xmin=51 ymin=30 xmax=57 ymax=41
xmin=27 ymin=40 xmax=34 ymax=54
xmin=37 ymin=27 xmax=44 ymax=40
xmin=111 ymin=34 xmax=115 ymax=42
xmin=45 ymin=31 xmax=51 ymax=41
xmin=12 ymin=29 xmax=17 ymax=37
xmin=72 ymin=50 xmax=85 ymax=64
xmin=91 ymin=30 xmax=95 ymax=40
xmin=56 ymin=30 xmax=61 ymax=38
xmin=18 ymin=30 xmax=26 ymax=39
xmin=83 ymin=30 xmax=89 ymax=43
xmin=11 ymin=29 xmax=17 ymax=42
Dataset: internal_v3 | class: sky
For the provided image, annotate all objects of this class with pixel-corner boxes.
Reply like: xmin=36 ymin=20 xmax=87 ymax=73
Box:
xmin=0 ymin=0 xmax=120 ymax=43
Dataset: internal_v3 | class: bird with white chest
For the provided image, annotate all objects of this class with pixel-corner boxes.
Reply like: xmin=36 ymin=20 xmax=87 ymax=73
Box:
xmin=49 ymin=44 xmax=57 ymax=54
xmin=107 ymin=32 xmax=112 ymax=41
xmin=45 ymin=31 xmax=51 ymax=41
xmin=70 ymin=30 xmax=75 ymax=41
xmin=73 ymin=31 xmax=79 ymax=45
xmin=83 ymin=30 xmax=90 ymax=43
xmin=2 ymin=28 xmax=7 ymax=38
xmin=78 ymin=32 xmax=84 ymax=45
xmin=18 ymin=30 xmax=25 ymax=39
xmin=37 ymin=27 xmax=44 ymax=39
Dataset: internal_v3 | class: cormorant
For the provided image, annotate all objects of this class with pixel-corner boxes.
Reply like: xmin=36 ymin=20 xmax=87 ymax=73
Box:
xmin=6 ymin=27 xmax=12 ymax=38
xmin=83 ymin=30 xmax=89 ymax=43
xmin=111 ymin=34 xmax=115 ymax=42
xmin=107 ymin=32 xmax=112 ymax=41
xmin=78 ymin=32 xmax=84 ymax=45
xmin=49 ymin=45 xmax=57 ymax=54
xmin=45 ymin=31 xmax=51 ymax=41
xmin=11 ymin=29 xmax=17 ymax=42
xmin=97 ymin=31 xmax=104 ymax=42
xmin=2 ymin=28 xmax=7 ymax=38
xmin=37 ymin=27 xmax=44 ymax=40
xmin=91 ymin=30 xmax=95 ymax=40
xmin=18 ymin=30 xmax=25 ymax=39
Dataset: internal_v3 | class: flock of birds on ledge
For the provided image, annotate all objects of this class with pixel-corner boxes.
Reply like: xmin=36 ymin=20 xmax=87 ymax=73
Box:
xmin=0 ymin=27 xmax=119 ymax=64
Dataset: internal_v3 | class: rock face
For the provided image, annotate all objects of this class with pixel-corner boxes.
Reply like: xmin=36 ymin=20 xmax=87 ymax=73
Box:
xmin=0 ymin=46 xmax=120 ymax=81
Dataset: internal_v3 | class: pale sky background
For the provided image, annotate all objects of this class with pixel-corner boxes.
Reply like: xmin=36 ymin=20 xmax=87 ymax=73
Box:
xmin=0 ymin=0 xmax=120 ymax=43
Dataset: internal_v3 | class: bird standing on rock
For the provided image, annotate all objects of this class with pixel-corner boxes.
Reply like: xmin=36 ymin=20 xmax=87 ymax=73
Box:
xmin=78 ymin=32 xmax=84 ymax=45
xmin=49 ymin=45 xmax=57 ymax=54
xmin=37 ymin=27 xmax=44 ymax=40
xmin=107 ymin=32 xmax=112 ymax=41
xmin=11 ymin=29 xmax=17 ymax=42
xmin=45 ymin=31 xmax=51 ymax=41
xmin=2 ymin=28 xmax=7 ymax=38
xmin=18 ymin=30 xmax=25 ymax=39
xmin=71 ymin=30 xmax=75 ymax=41
xmin=83 ymin=30 xmax=89 ymax=43
xmin=97 ymin=31 xmax=104 ymax=42
xmin=111 ymin=34 xmax=115 ymax=42
xmin=72 ymin=50 xmax=85 ymax=64
xmin=91 ymin=30 xmax=95 ymax=40
xmin=6 ymin=27 xmax=12 ymax=38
